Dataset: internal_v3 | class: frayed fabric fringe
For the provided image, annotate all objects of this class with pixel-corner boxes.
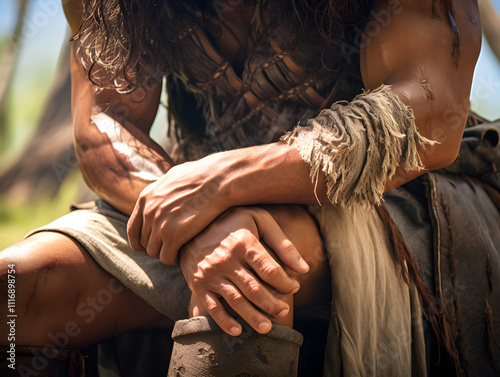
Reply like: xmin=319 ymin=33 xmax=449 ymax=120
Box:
xmin=282 ymin=84 xmax=434 ymax=207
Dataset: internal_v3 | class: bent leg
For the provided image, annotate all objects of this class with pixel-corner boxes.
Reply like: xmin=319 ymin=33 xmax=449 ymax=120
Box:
xmin=261 ymin=205 xmax=330 ymax=310
xmin=0 ymin=232 xmax=171 ymax=349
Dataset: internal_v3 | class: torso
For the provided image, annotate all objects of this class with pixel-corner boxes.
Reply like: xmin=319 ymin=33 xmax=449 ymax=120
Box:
xmin=209 ymin=1 xmax=256 ymax=75
xmin=165 ymin=0 xmax=366 ymax=162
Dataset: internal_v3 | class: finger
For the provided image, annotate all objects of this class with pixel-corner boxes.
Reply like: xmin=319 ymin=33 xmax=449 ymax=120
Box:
xmin=233 ymin=267 xmax=290 ymax=318
xmin=159 ymin=240 xmax=179 ymax=265
xmin=127 ymin=200 xmax=147 ymax=253
xmin=189 ymin=294 xmax=205 ymax=317
xmin=253 ymin=209 xmax=309 ymax=274
xmin=139 ymin=220 xmax=153 ymax=254
xmin=201 ymin=290 xmax=243 ymax=336
xmin=217 ymin=281 xmax=273 ymax=335
xmin=246 ymin=242 xmax=300 ymax=295
xmin=145 ymin=227 xmax=162 ymax=260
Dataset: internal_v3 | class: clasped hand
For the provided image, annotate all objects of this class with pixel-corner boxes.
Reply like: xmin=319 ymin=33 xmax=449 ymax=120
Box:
xmin=180 ymin=206 xmax=309 ymax=335
xmin=127 ymin=158 xmax=309 ymax=334
xmin=127 ymin=159 xmax=229 ymax=264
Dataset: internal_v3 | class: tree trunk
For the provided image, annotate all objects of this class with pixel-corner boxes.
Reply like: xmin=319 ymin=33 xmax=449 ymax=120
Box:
xmin=0 ymin=0 xmax=32 ymax=147
xmin=0 ymin=41 xmax=94 ymax=202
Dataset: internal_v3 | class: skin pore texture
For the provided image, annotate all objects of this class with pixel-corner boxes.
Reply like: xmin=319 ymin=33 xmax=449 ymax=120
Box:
xmin=0 ymin=0 xmax=481 ymax=346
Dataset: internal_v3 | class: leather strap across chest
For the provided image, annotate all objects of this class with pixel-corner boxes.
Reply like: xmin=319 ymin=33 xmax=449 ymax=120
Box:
xmin=166 ymin=11 xmax=364 ymax=160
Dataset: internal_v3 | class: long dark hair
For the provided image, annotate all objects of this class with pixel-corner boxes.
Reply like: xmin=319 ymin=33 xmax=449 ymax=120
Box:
xmin=72 ymin=0 xmax=459 ymax=93
xmin=72 ymin=0 xmax=374 ymax=92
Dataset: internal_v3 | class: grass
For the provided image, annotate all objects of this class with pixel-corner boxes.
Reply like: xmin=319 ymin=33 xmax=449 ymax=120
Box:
xmin=0 ymin=171 xmax=84 ymax=249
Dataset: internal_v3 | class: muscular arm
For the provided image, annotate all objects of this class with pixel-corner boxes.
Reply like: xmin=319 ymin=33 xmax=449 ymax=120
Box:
xmin=221 ymin=0 xmax=482 ymax=203
xmin=129 ymin=0 xmax=481 ymax=263
xmin=363 ymin=0 xmax=482 ymax=190
xmin=64 ymin=0 xmax=173 ymax=215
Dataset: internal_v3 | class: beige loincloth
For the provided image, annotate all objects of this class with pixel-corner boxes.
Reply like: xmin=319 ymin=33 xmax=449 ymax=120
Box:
xmin=309 ymin=204 xmax=426 ymax=376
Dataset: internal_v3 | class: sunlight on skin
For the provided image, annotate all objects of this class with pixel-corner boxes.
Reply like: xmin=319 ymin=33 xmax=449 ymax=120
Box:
xmin=91 ymin=112 xmax=164 ymax=181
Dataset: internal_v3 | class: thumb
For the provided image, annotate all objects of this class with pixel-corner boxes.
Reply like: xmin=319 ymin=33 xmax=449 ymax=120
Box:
xmin=252 ymin=209 xmax=309 ymax=274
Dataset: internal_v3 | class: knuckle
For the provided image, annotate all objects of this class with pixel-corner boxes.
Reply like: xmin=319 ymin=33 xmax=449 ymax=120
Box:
xmin=137 ymin=191 xmax=147 ymax=204
xmin=281 ymin=283 xmax=298 ymax=295
xmin=191 ymin=276 xmax=204 ymax=290
xmin=194 ymin=262 xmax=211 ymax=279
xmin=227 ymin=291 xmax=244 ymax=306
xmin=159 ymin=254 xmax=172 ymax=265
xmin=261 ymin=299 xmax=281 ymax=315
xmin=159 ymin=221 xmax=168 ymax=233
xmin=261 ymin=263 xmax=279 ymax=279
xmin=159 ymin=248 xmax=176 ymax=265
xmin=232 ymin=231 xmax=251 ymax=245
xmin=244 ymin=248 xmax=259 ymax=262
xmin=246 ymin=283 xmax=261 ymax=298
xmin=206 ymin=302 xmax=220 ymax=314
xmin=217 ymin=316 xmax=235 ymax=332
xmin=206 ymin=251 xmax=230 ymax=268
xmin=143 ymin=209 xmax=154 ymax=222
xmin=281 ymin=239 xmax=295 ymax=252
xmin=216 ymin=251 xmax=232 ymax=264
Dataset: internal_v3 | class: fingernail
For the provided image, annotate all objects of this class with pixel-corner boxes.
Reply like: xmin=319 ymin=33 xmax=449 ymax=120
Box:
xmin=230 ymin=327 xmax=241 ymax=336
xmin=298 ymin=257 xmax=309 ymax=272
xmin=258 ymin=322 xmax=271 ymax=333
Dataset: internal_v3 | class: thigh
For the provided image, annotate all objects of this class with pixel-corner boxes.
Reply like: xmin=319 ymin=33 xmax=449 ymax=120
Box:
xmin=0 ymin=232 xmax=171 ymax=348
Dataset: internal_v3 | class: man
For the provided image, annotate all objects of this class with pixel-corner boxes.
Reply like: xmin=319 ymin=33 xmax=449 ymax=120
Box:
xmin=0 ymin=0 xmax=490 ymax=375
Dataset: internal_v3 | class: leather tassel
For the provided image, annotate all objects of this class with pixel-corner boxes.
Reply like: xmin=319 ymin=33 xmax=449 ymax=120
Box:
xmin=375 ymin=204 xmax=468 ymax=377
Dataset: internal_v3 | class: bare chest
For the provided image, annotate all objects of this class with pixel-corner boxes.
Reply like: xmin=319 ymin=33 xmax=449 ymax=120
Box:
xmin=207 ymin=1 xmax=256 ymax=74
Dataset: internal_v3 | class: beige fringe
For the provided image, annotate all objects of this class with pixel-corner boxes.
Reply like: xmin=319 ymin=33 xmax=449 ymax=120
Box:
xmin=282 ymin=85 xmax=434 ymax=207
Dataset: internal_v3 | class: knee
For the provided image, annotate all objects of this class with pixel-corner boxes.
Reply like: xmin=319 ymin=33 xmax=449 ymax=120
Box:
xmin=1 ymin=244 xmax=47 ymax=316
xmin=258 ymin=205 xmax=330 ymax=308
xmin=0 ymin=234 xmax=83 ymax=316
xmin=260 ymin=205 xmax=326 ymax=272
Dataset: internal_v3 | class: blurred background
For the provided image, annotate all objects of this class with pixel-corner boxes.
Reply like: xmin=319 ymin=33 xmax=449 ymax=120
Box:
xmin=0 ymin=0 xmax=499 ymax=249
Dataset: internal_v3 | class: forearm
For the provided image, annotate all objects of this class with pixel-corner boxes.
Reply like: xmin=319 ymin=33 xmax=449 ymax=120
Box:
xmin=69 ymin=40 xmax=172 ymax=215
xmin=199 ymin=142 xmax=327 ymax=207
xmin=211 ymin=81 xmax=469 ymax=209
xmin=210 ymin=90 xmax=427 ymax=208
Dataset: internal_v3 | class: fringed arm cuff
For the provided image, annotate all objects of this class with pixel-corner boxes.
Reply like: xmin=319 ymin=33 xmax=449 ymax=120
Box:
xmin=281 ymin=85 xmax=434 ymax=207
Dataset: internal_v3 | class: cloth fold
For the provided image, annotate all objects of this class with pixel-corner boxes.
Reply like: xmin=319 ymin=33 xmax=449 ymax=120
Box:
xmin=309 ymin=204 xmax=426 ymax=377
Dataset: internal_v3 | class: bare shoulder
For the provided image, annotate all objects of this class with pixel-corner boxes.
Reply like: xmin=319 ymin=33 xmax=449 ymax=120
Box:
xmin=371 ymin=0 xmax=481 ymax=52
xmin=383 ymin=0 xmax=482 ymax=36
xmin=61 ymin=0 xmax=84 ymax=34
xmin=361 ymin=0 xmax=482 ymax=89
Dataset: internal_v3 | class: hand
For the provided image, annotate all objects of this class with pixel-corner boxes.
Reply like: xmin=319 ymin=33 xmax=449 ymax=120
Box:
xmin=127 ymin=157 xmax=230 ymax=265
xmin=179 ymin=206 xmax=310 ymax=336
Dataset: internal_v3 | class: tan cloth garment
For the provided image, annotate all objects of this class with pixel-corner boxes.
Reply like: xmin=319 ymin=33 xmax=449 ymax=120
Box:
xmin=310 ymin=204 xmax=426 ymax=377
xmin=27 ymin=200 xmax=191 ymax=321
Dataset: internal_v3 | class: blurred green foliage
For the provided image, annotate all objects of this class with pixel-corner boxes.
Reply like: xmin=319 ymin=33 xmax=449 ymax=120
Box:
xmin=0 ymin=32 xmax=70 ymax=249
xmin=0 ymin=171 xmax=82 ymax=249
